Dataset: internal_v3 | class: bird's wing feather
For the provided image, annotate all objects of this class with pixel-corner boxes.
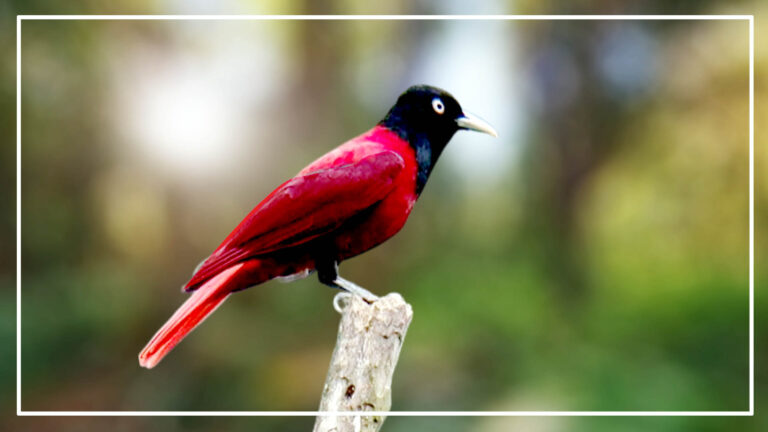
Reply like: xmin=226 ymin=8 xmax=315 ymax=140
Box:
xmin=184 ymin=151 xmax=405 ymax=291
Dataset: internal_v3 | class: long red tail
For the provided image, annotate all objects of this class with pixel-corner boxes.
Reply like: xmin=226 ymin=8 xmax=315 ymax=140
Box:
xmin=139 ymin=263 xmax=245 ymax=369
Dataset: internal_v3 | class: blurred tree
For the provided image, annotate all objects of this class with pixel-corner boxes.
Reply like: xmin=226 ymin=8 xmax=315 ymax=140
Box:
xmin=4 ymin=2 xmax=764 ymax=431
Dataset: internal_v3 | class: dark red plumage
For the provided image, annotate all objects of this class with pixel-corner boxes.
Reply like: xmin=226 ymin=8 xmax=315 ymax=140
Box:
xmin=183 ymin=127 xmax=416 ymax=293
xmin=139 ymin=85 xmax=496 ymax=368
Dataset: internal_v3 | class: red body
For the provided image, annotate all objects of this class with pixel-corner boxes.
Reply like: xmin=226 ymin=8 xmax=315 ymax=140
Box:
xmin=139 ymin=125 xmax=419 ymax=368
xmin=186 ymin=125 xmax=419 ymax=291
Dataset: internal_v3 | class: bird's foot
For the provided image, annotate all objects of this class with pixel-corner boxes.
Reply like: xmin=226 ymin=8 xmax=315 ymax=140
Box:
xmin=333 ymin=292 xmax=352 ymax=313
xmin=332 ymin=287 xmax=379 ymax=313
xmin=334 ymin=276 xmax=379 ymax=303
xmin=318 ymin=261 xmax=378 ymax=311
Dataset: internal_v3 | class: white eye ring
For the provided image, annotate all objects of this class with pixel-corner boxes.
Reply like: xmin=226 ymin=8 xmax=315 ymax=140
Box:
xmin=432 ymin=98 xmax=445 ymax=114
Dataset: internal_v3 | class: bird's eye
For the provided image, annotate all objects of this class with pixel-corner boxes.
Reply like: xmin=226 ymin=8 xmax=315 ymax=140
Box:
xmin=432 ymin=98 xmax=445 ymax=115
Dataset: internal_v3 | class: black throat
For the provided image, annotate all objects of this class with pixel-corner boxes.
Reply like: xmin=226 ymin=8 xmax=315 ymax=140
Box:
xmin=380 ymin=117 xmax=456 ymax=195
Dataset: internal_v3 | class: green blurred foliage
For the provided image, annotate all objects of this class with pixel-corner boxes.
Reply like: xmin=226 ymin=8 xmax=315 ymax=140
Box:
xmin=3 ymin=1 xmax=766 ymax=432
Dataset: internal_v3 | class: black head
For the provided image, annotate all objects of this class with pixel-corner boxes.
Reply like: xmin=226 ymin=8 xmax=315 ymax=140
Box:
xmin=379 ymin=85 xmax=497 ymax=194
xmin=380 ymin=85 xmax=466 ymax=149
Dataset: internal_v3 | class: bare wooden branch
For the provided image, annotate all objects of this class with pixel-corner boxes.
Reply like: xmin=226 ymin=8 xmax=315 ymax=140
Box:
xmin=313 ymin=292 xmax=414 ymax=432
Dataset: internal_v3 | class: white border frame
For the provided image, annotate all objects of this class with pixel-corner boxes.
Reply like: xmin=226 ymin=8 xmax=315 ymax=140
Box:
xmin=16 ymin=14 xmax=754 ymax=417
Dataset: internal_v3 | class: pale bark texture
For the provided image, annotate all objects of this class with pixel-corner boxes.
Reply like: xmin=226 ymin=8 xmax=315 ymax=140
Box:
xmin=313 ymin=293 xmax=413 ymax=432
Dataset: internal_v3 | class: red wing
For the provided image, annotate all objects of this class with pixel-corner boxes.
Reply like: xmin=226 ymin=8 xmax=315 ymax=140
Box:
xmin=184 ymin=151 xmax=405 ymax=291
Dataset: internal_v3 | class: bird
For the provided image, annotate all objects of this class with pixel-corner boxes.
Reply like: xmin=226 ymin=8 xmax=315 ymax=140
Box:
xmin=138 ymin=85 xmax=497 ymax=369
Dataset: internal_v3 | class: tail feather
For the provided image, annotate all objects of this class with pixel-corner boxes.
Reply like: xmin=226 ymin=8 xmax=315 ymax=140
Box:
xmin=139 ymin=263 xmax=244 ymax=369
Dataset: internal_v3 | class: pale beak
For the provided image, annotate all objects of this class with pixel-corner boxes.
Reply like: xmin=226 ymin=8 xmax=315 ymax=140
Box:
xmin=456 ymin=112 xmax=498 ymax=137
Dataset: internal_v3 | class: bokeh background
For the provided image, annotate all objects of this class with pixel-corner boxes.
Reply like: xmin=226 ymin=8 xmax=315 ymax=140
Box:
xmin=3 ymin=2 xmax=767 ymax=432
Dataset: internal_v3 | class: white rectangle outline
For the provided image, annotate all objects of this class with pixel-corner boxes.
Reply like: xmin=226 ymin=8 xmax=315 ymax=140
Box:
xmin=16 ymin=14 xmax=754 ymax=417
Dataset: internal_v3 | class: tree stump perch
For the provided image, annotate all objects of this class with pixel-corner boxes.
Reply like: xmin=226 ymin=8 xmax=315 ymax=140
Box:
xmin=313 ymin=292 xmax=414 ymax=432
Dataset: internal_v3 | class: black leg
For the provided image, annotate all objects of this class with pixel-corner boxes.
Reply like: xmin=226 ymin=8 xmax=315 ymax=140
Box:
xmin=315 ymin=254 xmax=378 ymax=302
xmin=316 ymin=257 xmax=340 ymax=289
